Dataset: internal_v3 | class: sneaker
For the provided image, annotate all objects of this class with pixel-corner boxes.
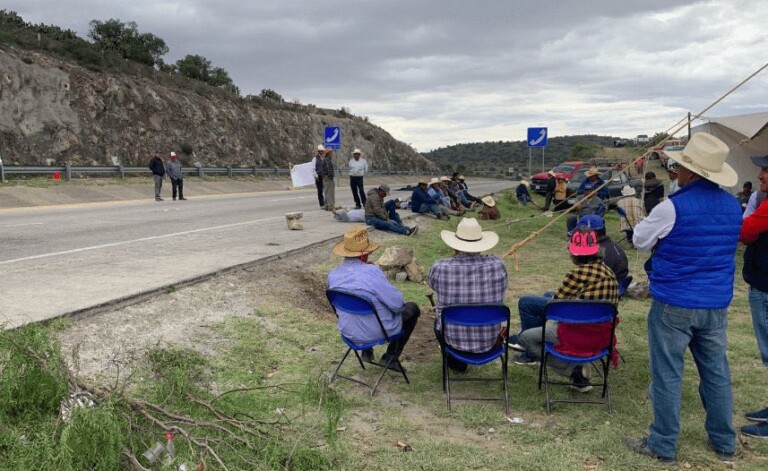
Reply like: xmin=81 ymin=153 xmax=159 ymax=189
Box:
xmin=513 ymin=352 xmax=539 ymax=366
xmin=179 ymin=197 xmax=187 ymax=200
xmin=707 ymin=441 xmax=736 ymax=461
xmin=745 ymin=407 xmax=768 ymax=422
xmin=360 ymin=349 xmax=375 ymax=364
xmin=378 ymin=353 xmax=406 ymax=373
xmin=741 ymin=422 xmax=768 ymax=439
xmin=569 ymin=366 xmax=593 ymax=393
xmin=624 ymin=437 xmax=676 ymax=466
xmin=507 ymin=334 xmax=525 ymax=352
xmin=408 ymin=226 xmax=419 ymax=237
xmin=155 ymin=197 xmax=164 ymax=201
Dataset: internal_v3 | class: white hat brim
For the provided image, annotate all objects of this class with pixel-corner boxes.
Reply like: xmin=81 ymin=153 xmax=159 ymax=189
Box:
xmin=440 ymin=230 xmax=499 ymax=253
xmin=664 ymin=149 xmax=739 ymax=187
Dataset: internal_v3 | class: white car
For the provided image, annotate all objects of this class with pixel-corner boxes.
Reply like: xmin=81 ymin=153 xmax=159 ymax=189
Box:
xmin=636 ymin=134 xmax=650 ymax=144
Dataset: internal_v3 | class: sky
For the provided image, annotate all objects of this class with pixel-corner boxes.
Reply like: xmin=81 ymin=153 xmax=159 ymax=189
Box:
xmin=5 ymin=0 xmax=768 ymax=152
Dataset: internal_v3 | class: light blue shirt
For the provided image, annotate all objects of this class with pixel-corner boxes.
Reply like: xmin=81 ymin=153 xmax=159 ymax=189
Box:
xmin=327 ymin=258 xmax=404 ymax=343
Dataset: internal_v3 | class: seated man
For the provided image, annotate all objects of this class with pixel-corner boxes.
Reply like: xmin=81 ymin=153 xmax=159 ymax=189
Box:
xmin=328 ymin=226 xmax=421 ymax=371
xmin=429 ymin=178 xmax=463 ymax=216
xmin=411 ymin=179 xmax=449 ymax=220
xmin=452 ymin=173 xmax=484 ymax=206
xmin=616 ymin=185 xmax=646 ymax=239
xmin=478 ymin=196 xmax=500 ymax=220
xmin=429 ymin=218 xmax=508 ymax=372
xmin=517 ymin=226 xmax=619 ymax=392
xmin=364 ymin=184 xmax=418 ymax=236
xmin=566 ymin=187 xmax=605 ymax=234
xmin=578 ymin=215 xmax=629 ymax=282
xmin=516 ymin=180 xmax=532 ymax=206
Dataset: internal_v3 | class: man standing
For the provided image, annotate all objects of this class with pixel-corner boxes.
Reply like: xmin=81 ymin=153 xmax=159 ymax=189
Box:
xmin=625 ymin=133 xmax=742 ymax=465
xmin=148 ymin=150 xmax=165 ymax=201
xmin=349 ymin=148 xmax=369 ymax=209
xmin=643 ymin=171 xmax=665 ymax=214
xmin=429 ymin=218 xmax=507 ymax=372
xmin=318 ymin=149 xmax=335 ymax=210
xmin=312 ymin=145 xmax=325 ymax=208
xmin=543 ymin=170 xmax=557 ymax=211
xmin=667 ymin=160 xmax=680 ymax=196
xmin=739 ymin=155 xmax=768 ymax=439
xmin=617 ymin=185 xmax=645 ymax=236
xmin=166 ymin=151 xmax=186 ymax=201
xmin=328 ymin=226 xmax=421 ymax=370
xmin=364 ymin=184 xmax=417 ymax=236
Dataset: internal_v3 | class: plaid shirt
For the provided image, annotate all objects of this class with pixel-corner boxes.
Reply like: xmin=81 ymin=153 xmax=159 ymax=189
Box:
xmin=617 ymin=196 xmax=646 ymax=232
xmin=554 ymin=261 xmax=619 ymax=305
xmin=429 ymin=253 xmax=508 ymax=353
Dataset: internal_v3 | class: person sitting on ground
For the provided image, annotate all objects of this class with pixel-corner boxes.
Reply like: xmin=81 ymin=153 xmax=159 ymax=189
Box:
xmin=452 ymin=173 xmax=484 ymax=206
xmin=738 ymin=181 xmax=753 ymax=213
xmin=411 ymin=179 xmax=448 ymax=219
xmin=578 ymin=167 xmax=609 ymax=200
xmin=441 ymin=177 xmax=472 ymax=212
xmin=478 ymin=196 xmax=500 ymax=220
xmin=566 ymin=187 xmax=605 ymax=234
xmin=643 ymin=171 xmax=664 ymax=214
xmin=429 ymin=178 xmax=463 ymax=217
xmin=515 ymin=226 xmax=619 ymax=392
xmin=616 ymin=185 xmax=645 ymax=244
xmin=364 ymin=184 xmax=418 ymax=236
xmin=332 ymin=206 xmax=365 ymax=223
xmin=553 ymin=176 xmax=568 ymax=210
xmin=328 ymin=226 xmax=421 ymax=371
xmin=446 ymin=177 xmax=473 ymax=208
xmin=429 ymin=218 xmax=508 ymax=373
xmin=516 ymin=180 xmax=532 ymax=206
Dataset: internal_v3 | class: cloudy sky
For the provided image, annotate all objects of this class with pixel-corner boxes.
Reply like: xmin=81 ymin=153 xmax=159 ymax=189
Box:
xmin=6 ymin=0 xmax=768 ymax=151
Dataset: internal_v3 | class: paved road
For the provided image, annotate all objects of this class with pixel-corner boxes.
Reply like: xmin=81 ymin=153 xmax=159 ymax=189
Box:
xmin=0 ymin=180 xmax=513 ymax=327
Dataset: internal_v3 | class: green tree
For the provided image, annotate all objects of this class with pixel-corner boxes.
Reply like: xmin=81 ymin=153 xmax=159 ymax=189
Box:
xmin=260 ymin=88 xmax=283 ymax=102
xmin=176 ymin=54 xmax=211 ymax=81
xmin=570 ymin=142 xmax=597 ymax=160
xmin=88 ymin=19 xmax=167 ymax=67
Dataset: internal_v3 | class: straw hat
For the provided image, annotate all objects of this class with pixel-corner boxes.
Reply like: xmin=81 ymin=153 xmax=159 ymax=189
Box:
xmin=663 ymin=133 xmax=737 ymax=186
xmin=584 ymin=167 xmax=601 ymax=177
xmin=317 ymin=144 xmax=326 ymax=152
xmin=547 ymin=170 xmax=556 ymax=177
xmin=418 ymin=178 xmax=429 ymax=185
xmin=440 ymin=176 xmax=450 ymax=182
xmin=352 ymin=148 xmax=362 ymax=155
xmin=429 ymin=177 xmax=441 ymax=185
xmin=333 ymin=226 xmax=380 ymax=257
xmin=440 ymin=218 xmax=499 ymax=253
xmin=621 ymin=185 xmax=636 ymax=196
xmin=481 ymin=196 xmax=496 ymax=207
xmin=520 ymin=179 xmax=529 ymax=186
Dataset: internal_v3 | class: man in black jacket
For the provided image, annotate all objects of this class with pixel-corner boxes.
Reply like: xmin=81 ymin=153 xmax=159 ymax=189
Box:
xmin=543 ymin=170 xmax=557 ymax=211
xmin=148 ymin=150 xmax=165 ymax=201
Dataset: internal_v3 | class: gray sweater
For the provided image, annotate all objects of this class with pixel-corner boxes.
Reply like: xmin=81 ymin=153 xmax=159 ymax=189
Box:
xmin=166 ymin=160 xmax=183 ymax=180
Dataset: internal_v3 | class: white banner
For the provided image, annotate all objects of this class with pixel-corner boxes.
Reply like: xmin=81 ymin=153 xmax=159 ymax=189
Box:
xmin=290 ymin=161 xmax=316 ymax=188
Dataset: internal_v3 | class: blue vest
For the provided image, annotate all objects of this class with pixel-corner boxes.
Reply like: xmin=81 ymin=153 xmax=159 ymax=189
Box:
xmin=650 ymin=179 xmax=742 ymax=308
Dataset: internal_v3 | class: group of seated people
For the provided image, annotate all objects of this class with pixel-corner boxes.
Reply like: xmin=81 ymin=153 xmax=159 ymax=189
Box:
xmin=410 ymin=174 xmax=483 ymax=220
xmin=327 ymin=212 xmax=625 ymax=392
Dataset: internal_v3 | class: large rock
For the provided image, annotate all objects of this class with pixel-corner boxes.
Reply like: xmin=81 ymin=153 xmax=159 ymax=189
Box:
xmin=404 ymin=262 xmax=425 ymax=283
xmin=376 ymin=247 xmax=414 ymax=269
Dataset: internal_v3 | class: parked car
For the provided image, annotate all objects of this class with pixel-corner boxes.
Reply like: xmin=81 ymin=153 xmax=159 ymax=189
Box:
xmin=659 ymin=144 xmax=685 ymax=169
xmin=565 ymin=167 xmax=642 ymax=207
xmin=530 ymin=161 xmax=586 ymax=194
xmin=636 ymin=134 xmax=650 ymax=144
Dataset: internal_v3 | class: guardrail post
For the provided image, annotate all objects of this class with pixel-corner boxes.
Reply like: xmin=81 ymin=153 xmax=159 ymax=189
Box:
xmin=65 ymin=164 xmax=72 ymax=181
xmin=0 ymin=162 xmax=4 ymax=183
xmin=118 ymin=165 xmax=125 ymax=178
xmin=253 ymin=166 xmax=257 ymax=176
xmin=198 ymin=166 xmax=204 ymax=178
xmin=227 ymin=166 xmax=233 ymax=178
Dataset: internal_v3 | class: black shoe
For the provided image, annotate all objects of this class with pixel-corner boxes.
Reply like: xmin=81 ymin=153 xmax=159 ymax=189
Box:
xmin=355 ymin=205 xmax=362 ymax=209
xmin=624 ymin=437 xmax=675 ymax=466
xmin=155 ymin=197 xmax=163 ymax=201
xmin=507 ymin=334 xmax=525 ymax=352
xmin=179 ymin=197 xmax=187 ymax=200
xmin=513 ymin=352 xmax=539 ymax=366
xmin=360 ymin=349 xmax=374 ymax=363
xmin=746 ymin=407 xmax=768 ymax=422
xmin=173 ymin=197 xmax=176 ymax=201
xmin=408 ymin=226 xmax=418 ymax=237
xmin=707 ymin=441 xmax=735 ymax=462
xmin=569 ymin=366 xmax=593 ymax=393
xmin=378 ymin=353 xmax=406 ymax=373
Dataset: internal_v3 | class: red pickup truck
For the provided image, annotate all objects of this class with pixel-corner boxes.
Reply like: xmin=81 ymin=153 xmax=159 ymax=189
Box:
xmin=531 ymin=161 xmax=586 ymax=194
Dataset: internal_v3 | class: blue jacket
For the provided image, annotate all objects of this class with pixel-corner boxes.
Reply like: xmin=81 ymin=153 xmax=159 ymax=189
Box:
xmin=649 ymin=179 xmax=742 ymax=309
xmin=578 ymin=177 xmax=609 ymax=199
xmin=410 ymin=186 xmax=433 ymax=212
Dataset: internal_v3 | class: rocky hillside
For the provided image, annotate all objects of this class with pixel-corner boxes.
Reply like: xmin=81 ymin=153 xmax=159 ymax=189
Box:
xmin=0 ymin=45 xmax=434 ymax=171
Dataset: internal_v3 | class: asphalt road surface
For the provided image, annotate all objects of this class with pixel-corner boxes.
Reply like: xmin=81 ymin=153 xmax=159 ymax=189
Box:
xmin=0 ymin=180 xmax=513 ymax=328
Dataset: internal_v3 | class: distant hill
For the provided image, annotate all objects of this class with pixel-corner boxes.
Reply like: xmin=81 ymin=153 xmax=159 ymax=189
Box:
xmin=422 ymin=135 xmax=638 ymax=177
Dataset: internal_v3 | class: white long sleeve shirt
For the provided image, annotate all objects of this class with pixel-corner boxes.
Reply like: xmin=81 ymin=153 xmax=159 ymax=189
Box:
xmin=348 ymin=158 xmax=368 ymax=177
xmin=632 ymin=198 xmax=676 ymax=252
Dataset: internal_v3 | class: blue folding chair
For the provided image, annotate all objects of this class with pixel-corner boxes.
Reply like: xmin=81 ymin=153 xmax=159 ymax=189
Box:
xmin=326 ymin=289 xmax=409 ymax=396
xmin=440 ymin=304 xmax=511 ymax=414
xmin=537 ymin=300 xmax=618 ymax=413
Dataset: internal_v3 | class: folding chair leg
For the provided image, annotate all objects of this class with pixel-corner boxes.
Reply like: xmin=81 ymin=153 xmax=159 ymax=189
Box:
xmin=331 ymin=348 xmax=353 ymax=383
xmin=502 ymin=354 xmax=510 ymax=415
xmin=353 ymin=350 xmax=366 ymax=369
xmin=543 ymin=354 xmax=552 ymax=414
xmin=445 ymin=361 xmax=452 ymax=412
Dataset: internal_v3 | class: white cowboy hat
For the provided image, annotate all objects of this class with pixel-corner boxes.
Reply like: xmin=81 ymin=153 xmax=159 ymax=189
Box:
xmin=317 ymin=144 xmax=326 ymax=152
xmin=333 ymin=226 xmax=380 ymax=257
xmin=440 ymin=176 xmax=450 ymax=182
xmin=621 ymin=185 xmax=636 ymax=196
xmin=429 ymin=177 xmax=441 ymax=185
xmin=440 ymin=218 xmax=499 ymax=253
xmin=481 ymin=196 xmax=496 ymax=207
xmin=520 ymin=179 xmax=529 ymax=186
xmin=352 ymin=148 xmax=362 ymax=155
xmin=547 ymin=170 xmax=556 ymax=176
xmin=663 ymin=133 xmax=737 ymax=187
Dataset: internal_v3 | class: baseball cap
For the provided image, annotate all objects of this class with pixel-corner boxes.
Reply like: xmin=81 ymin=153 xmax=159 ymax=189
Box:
xmin=379 ymin=183 xmax=390 ymax=194
xmin=576 ymin=214 xmax=605 ymax=230
xmin=751 ymin=155 xmax=768 ymax=168
xmin=569 ymin=228 xmax=599 ymax=256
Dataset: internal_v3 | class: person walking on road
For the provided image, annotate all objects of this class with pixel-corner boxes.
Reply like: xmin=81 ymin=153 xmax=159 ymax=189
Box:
xmin=312 ymin=145 xmax=325 ymax=208
xmin=319 ymin=149 xmax=335 ymax=210
xmin=148 ymin=150 xmax=165 ymax=201
xmin=349 ymin=148 xmax=369 ymax=209
xmin=166 ymin=151 xmax=186 ymax=201
xmin=625 ymin=133 xmax=741 ymax=465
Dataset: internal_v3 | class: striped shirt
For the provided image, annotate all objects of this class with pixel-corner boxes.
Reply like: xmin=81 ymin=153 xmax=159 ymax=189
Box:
xmin=429 ymin=253 xmax=508 ymax=353
xmin=617 ymin=196 xmax=646 ymax=232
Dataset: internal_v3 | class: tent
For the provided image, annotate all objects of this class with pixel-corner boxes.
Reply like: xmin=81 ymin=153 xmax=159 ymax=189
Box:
xmin=691 ymin=110 xmax=768 ymax=191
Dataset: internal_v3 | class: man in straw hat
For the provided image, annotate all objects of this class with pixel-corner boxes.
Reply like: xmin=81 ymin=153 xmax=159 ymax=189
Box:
xmin=328 ymin=226 xmax=421 ymax=371
xmin=738 ymin=154 xmax=768 ymax=439
xmin=478 ymin=195 xmax=500 ymax=220
xmin=516 ymin=180 xmax=532 ymax=206
xmin=543 ymin=170 xmax=557 ymax=211
xmin=349 ymin=148 xmax=369 ymax=209
xmin=626 ymin=133 xmax=742 ymax=465
xmin=312 ymin=145 xmax=326 ymax=208
xmin=428 ymin=218 xmax=507 ymax=372
xmin=410 ymin=178 xmax=449 ymax=220
xmin=578 ymin=167 xmax=608 ymax=200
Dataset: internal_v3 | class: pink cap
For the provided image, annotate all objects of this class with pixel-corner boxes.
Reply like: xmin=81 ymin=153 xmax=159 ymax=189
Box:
xmin=569 ymin=229 xmax=599 ymax=256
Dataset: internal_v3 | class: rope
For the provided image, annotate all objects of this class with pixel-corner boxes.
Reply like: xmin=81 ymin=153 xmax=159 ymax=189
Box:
xmin=500 ymin=61 xmax=768 ymax=267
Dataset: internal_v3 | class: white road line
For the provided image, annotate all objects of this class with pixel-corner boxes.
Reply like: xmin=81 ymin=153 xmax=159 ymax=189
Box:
xmin=0 ymin=216 xmax=283 ymax=266
xmin=267 ymin=196 xmax=313 ymax=202
xmin=0 ymin=222 xmax=44 ymax=228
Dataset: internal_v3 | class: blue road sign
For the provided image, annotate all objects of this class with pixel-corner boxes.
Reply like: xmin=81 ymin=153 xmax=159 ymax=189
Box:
xmin=324 ymin=126 xmax=341 ymax=150
xmin=527 ymin=127 xmax=548 ymax=148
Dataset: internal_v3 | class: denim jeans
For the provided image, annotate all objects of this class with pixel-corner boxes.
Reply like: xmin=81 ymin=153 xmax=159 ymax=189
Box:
xmin=384 ymin=200 xmax=403 ymax=225
xmin=646 ymin=299 xmax=736 ymax=458
xmin=516 ymin=291 xmax=554 ymax=333
xmin=417 ymin=203 xmax=441 ymax=216
xmin=365 ymin=216 xmax=409 ymax=235
xmin=749 ymin=287 xmax=768 ymax=365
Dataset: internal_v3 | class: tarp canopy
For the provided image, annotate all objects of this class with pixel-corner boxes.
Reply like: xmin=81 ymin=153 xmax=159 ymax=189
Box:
xmin=691 ymin=110 xmax=768 ymax=191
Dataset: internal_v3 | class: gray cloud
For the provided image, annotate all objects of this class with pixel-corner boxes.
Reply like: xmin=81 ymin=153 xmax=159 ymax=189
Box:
xmin=5 ymin=0 xmax=767 ymax=151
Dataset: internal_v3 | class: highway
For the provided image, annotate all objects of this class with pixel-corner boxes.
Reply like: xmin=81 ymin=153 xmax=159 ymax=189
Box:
xmin=0 ymin=180 xmax=513 ymax=327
